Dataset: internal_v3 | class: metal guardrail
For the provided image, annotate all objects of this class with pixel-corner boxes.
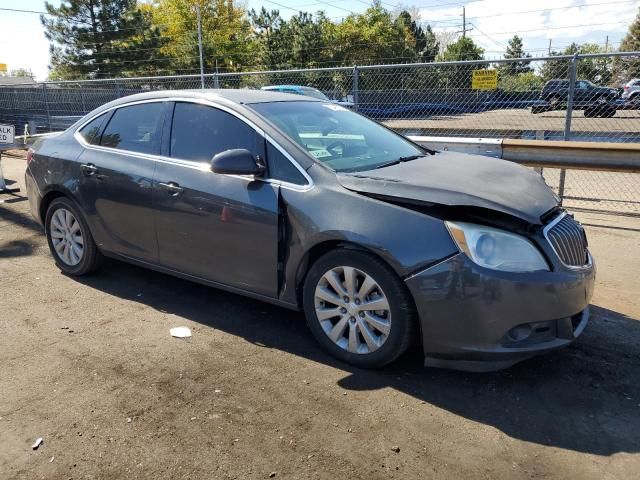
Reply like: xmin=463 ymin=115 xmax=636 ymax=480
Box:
xmin=408 ymin=136 xmax=640 ymax=172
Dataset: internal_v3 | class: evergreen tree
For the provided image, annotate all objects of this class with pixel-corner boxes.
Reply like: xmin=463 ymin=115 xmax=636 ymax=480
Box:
xmin=438 ymin=37 xmax=485 ymax=89
xmin=394 ymin=11 xmax=439 ymax=62
xmin=500 ymin=35 xmax=532 ymax=75
xmin=42 ymin=0 xmax=167 ymax=79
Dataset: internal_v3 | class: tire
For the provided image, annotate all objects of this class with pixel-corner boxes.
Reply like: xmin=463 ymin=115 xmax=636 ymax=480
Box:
xmin=584 ymin=108 xmax=596 ymax=118
xmin=302 ymin=249 xmax=417 ymax=368
xmin=45 ymin=197 xmax=102 ymax=275
xmin=548 ymin=95 xmax=561 ymax=108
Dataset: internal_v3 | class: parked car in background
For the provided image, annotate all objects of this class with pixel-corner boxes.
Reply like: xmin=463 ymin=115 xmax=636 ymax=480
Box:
xmin=26 ymin=89 xmax=594 ymax=371
xmin=533 ymin=79 xmax=618 ymax=116
xmin=622 ymin=78 xmax=640 ymax=105
xmin=261 ymin=85 xmax=354 ymax=108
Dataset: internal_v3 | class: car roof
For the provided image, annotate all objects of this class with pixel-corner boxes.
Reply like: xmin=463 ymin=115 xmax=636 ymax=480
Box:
xmin=96 ymin=88 xmax=322 ymax=109
xmin=261 ymin=85 xmax=318 ymax=91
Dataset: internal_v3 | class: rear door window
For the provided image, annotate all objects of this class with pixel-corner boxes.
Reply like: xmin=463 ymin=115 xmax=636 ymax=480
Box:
xmin=169 ymin=102 xmax=257 ymax=162
xmin=100 ymin=103 xmax=165 ymax=154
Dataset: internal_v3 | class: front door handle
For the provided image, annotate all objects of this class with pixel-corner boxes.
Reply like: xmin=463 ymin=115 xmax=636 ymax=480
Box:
xmin=158 ymin=181 xmax=184 ymax=196
xmin=80 ymin=163 xmax=98 ymax=176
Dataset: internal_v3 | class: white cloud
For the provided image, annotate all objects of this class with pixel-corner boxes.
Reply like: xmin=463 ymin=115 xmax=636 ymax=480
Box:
xmin=420 ymin=0 xmax=637 ymax=56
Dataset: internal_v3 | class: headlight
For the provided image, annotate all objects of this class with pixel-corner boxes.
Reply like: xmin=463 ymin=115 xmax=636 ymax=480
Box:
xmin=445 ymin=221 xmax=549 ymax=272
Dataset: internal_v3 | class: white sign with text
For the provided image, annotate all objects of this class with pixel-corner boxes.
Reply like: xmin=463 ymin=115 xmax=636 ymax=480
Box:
xmin=0 ymin=124 xmax=15 ymax=144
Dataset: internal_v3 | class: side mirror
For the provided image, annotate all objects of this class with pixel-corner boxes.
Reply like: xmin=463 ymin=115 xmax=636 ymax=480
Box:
xmin=210 ymin=149 xmax=265 ymax=176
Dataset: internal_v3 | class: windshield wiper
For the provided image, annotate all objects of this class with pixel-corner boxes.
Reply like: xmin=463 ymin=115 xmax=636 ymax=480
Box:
xmin=373 ymin=154 xmax=425 ymax=170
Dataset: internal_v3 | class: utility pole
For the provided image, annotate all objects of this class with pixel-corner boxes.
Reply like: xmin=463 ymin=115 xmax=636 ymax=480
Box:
xmin=462 ymin=7 xmax=466 ymax=38
xmin=196 ymin=4 xmax=205 ymax=89
xmin=605 ymin=35 xmax=609 ymax=52
xmin=548 ymin=39 xmax=552 ymax=55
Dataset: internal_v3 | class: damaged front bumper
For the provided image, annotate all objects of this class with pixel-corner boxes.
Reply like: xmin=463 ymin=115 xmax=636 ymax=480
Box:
xmin=405 ymin=252 xmax=595 ymax=372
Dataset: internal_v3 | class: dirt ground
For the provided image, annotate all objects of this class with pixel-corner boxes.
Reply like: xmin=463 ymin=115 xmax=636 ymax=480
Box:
xmin=1 ymin=153 xmax=639 ymax=480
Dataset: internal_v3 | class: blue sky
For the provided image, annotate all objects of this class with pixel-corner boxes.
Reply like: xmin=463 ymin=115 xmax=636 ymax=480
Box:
xmin=0 ymin=0 xmax=637 ymax=80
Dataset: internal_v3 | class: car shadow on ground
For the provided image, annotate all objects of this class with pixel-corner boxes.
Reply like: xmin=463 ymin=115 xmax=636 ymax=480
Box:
xmin=70 ymin=257 xmax=640 ymax=457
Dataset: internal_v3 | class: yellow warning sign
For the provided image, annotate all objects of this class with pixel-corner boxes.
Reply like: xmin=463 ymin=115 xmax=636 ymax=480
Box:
xmin=0 ymin=63 xmax=7 ymax=73
xmin=472 ymin=69 xmax=497 ymax=90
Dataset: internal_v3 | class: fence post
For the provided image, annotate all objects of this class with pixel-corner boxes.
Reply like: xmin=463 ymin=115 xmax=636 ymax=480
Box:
xmin=564 ymin=53 xmax=578 ymax=141
xmin=115 ymin=80 xmax=122 ymax=99
xmin=79 ymin=83 xmax=86 ymax=114
xmin=352 ymin=65 xmax=359 ymax=112
xmin=558 ymin=53 xmax=578 ymax=205
xmin=42 ymin=83 xmax=52 ymax=132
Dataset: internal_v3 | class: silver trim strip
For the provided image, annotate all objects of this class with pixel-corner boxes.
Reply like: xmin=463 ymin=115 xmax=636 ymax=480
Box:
xmin=73 ymin=96 xmax=314 ymax=192
xmin=543 ymin=211 xmax=592 ymax=270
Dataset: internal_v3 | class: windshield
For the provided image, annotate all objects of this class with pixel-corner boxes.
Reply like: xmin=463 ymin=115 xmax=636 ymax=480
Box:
xmin=249 ymin=101 xmax=425 ymax=172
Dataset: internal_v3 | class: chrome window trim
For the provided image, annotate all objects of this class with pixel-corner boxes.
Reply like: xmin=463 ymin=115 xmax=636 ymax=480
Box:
xmin=73 ymin=96 xmax=314 ymax=192
xmin=543 ymin=211 xmax=592 ymax=271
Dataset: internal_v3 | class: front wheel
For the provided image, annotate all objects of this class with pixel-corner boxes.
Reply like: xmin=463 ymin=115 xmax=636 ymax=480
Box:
xmin=45 ymin=197 xmax=102 ymax=275
xmin=303 ymin=250 xmax=417 ymax=368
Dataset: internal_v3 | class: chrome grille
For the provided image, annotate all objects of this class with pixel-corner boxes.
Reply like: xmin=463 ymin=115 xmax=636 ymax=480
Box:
xmin=544 ymin=213 xmax=589 ymax=267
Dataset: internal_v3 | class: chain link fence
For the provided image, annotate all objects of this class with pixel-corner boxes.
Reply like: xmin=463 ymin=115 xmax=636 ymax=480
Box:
xmin=1 ymin=52 xmax=639 ymax=216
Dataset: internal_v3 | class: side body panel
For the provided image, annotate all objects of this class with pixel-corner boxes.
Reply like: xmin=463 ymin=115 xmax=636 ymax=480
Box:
xmin=152 ymin=161 xmax=280 ymax=297
xmin=277 ymin=164 xmax=460 ymax=305
xmin=74 ymin=147 xmax=158 ymax=261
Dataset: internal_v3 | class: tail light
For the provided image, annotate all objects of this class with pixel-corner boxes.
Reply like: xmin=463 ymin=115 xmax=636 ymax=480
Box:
xmin=624 ymin=85 xmax=629 ymax=90
xmin=26 ymin=148 xmax=35 ymax=164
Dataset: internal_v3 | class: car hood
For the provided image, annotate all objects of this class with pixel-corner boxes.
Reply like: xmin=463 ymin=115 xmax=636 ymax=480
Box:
xmin=336 ymin=151 xmax=558 ymax=225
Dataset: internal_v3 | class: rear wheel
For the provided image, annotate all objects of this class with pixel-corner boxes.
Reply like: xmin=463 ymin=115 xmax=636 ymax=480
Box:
xmin=45 ymin=197 xmax=102 ymax=275
xmin=303 ymin=250 xmax=416 ymax=368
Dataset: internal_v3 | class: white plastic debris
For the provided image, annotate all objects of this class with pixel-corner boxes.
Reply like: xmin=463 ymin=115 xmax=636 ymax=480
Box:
xmin=170 ymin=327 xmax=192 ymax=338
xmin=31 ymin=437 xmax=43 ymax=450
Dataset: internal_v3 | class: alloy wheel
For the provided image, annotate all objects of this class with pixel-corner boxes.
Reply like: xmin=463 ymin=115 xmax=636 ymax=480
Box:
xmin=314 ymin=266 xmax=391 ymax=354
xmin=50 ymin=208 xmax=84 ymax=266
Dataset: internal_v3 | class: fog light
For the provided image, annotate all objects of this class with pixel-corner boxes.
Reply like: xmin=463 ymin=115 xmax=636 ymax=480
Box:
xmin=508 ymin=324 xmax=533 ymax=342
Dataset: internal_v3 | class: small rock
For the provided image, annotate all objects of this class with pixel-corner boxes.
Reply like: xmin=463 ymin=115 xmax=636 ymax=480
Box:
xmin=127 ymin=417 xmax=132 ymax=423
xmin=49 ymin=456 xmax=55 ymax=463
xmin=32 ymin=437 xmax=44 ymax=450
xmin=391 ymin=446 xmax=400 ymax=453
xmin=269 ymin=473 xmax=276 ymax=478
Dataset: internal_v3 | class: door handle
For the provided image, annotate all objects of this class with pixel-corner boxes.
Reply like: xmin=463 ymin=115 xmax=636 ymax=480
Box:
xmin=158 ymin=181 xmax=184 ymax=196
xmin=80 ymin=163 xmax=98 ymax=176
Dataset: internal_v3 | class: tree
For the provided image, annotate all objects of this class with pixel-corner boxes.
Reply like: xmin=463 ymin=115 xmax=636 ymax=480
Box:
xmin=150 ymin=0 xmax=254 ymax=75
xmin=438 ymin=36 xmax=484 ymax=62
xmin=436 ymin=37 xmax=484 ymax=89
xmin=394 ymin=11 xmax=439 ymax=62
xmin=540 ymin=43 xmax=612 ymax=85
xmin=499 ymin=71 xmax=543 ymax=92
xmin=332 ymin=4 xmax=412 ymax=66
xmin=249 ymin=7 xmax=288 ymax=69
xmin=8 ymin=68 xmax=33 ymax=78
xmin=613 ymin=7 xmax=640 ymax=84
xmin=41 ymin=0 xmax=167 ymax=79
xmin=500 ymin=35 xmax=531 ymax=76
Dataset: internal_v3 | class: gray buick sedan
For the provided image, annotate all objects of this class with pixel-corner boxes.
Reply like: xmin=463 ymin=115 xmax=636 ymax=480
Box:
xmin=25 ymin=90 xmax=595 ymax=371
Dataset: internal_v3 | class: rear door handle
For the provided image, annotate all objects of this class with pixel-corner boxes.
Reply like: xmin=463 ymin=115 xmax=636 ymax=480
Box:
xmin=80 ymin=163 xmax=98 ymax=176
xmin=158 ymin=181 xmax=184 ymax=196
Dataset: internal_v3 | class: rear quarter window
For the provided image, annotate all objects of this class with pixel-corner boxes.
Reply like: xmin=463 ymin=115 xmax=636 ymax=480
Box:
xmin=77 ymin=113 xmax=109 ymax=145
